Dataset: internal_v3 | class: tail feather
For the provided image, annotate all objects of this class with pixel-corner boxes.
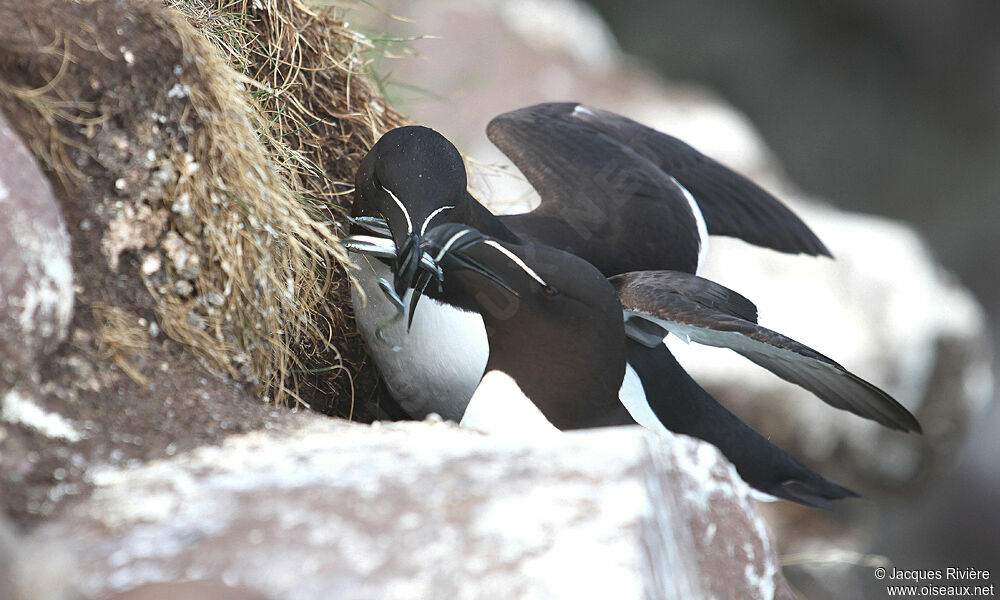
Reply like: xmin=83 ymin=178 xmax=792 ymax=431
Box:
xmin=627 ymin=339 xmax=856 ymax=508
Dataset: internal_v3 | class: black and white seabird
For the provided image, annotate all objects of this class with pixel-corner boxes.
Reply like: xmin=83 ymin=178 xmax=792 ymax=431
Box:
xmin=414 ymin=222 xmax=861 ymax=507
xmin=347 ymin=102 xmax=837 ymax=420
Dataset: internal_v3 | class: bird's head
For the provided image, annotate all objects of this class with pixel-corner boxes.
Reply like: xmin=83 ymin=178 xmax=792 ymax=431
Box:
xmin=352 ymin=126 xmax=467 ymax=296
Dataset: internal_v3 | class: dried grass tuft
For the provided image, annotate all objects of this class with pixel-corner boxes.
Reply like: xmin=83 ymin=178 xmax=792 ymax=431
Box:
xmin=159 ymin=0 xmax=410 ymax=409
xmin=92 ymin=303 xmax=152 ymax=386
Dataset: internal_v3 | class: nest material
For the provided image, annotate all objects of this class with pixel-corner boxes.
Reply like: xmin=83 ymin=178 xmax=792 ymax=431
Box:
xmin=0 ymin=0 xmax=407 ymax=417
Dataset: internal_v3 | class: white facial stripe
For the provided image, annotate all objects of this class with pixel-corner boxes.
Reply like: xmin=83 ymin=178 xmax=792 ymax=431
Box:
xmin=434 ymin=229 xmax=477 ymax=263
xmin=420 ymin=205 xmax=456 ymax=236
xmin=483 ymin=240 xmax=549 ymax=288
xmin=381 ymin=185 xmax=413 ymax=236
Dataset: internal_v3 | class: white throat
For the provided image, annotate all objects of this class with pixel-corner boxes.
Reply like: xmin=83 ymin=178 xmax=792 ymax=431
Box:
xmin=461 ymin=370 xmax=558 ymax=436
xmin=618 ymin=364 xmax=669 ymax=434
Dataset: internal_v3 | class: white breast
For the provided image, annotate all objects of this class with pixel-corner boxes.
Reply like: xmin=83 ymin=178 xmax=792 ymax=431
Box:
xmin=618 ymin=363 xmax=669 ymax=435
xmin=461 ymin=370 xmax=559 ymax=435
xmin=350 ymin=255 xmax=489 ymax=421
xmin=464 ymin=365 xmax=668 ymax=438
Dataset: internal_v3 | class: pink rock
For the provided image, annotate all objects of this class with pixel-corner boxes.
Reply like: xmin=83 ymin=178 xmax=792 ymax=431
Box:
xmin=34 ymin=418 xmax=794 ymax=599
xmin=0 ymin=108 xmax=73 ymax=391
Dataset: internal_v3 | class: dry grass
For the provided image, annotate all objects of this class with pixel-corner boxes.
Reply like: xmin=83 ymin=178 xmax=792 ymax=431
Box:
xmin=169 ymin=0 xmax=408 ymax=209
xmin=0 ymin=31 xmax=106 ymax=191
xmin=158 ymin=0 xmax=410 ymax=408
xmin=92 ymin=303 xmax=152 ymax=386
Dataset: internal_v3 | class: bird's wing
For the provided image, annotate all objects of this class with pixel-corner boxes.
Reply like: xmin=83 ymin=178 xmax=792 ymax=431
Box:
xmin=488 ymin=103 xmax=703 ymax=274
xmin=489 ymin=102 xmax=831 ymax=257
xmin=610 ymin=270 xmax=921 ymax=432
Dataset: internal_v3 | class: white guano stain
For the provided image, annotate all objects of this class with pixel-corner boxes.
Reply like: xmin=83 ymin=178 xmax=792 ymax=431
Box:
xmin=2 ymin=389 xmax=84 ymax=442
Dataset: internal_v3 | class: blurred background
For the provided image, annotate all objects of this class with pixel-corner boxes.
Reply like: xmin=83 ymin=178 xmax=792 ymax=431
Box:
xmin=347 ymin=1 xmax=998 ymax=597
xmin=582 ymin=0 xmax=1000 ymax=337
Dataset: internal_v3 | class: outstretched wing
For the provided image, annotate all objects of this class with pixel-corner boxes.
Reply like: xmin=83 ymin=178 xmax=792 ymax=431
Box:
xmin=489 ymin=102 xmax=831 ymax=258
xmin=490 ymin=105 xmax=703 ymax=275
xmin=610 ymin=270 xmax=921 ymax=433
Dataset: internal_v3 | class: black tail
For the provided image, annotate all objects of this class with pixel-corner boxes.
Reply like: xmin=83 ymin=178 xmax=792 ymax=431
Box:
xmin=627 ymin=340 xmax=859 ymax=508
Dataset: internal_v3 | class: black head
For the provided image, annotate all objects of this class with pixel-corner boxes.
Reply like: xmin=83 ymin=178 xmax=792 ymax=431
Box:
xmin=422 ymin=223 xmax=630 ymax=429
xmin=353 ymin=126 xmax=468 ymax=293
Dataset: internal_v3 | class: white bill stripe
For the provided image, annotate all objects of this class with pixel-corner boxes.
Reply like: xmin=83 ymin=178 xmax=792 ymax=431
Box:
xmin=483 ymin=240 xmax=549 ymax=288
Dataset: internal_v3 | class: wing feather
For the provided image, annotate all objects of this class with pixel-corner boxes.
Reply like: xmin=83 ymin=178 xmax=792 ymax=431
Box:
xmin=489 ymin=102 xmax=831 ymax=258
xmin=610 ymin=270 xmax=921 ymax=432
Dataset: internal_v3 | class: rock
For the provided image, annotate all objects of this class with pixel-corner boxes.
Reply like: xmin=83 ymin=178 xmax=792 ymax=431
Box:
xmin=0 ymin=108 xmax=74 ymax=393
xmin=0 ymin=512 xmax=76 ymax=600
xmin=0 ymin=516 xmax=13 ymax=600
xmin=32 ymin=417 xmax=793 ymax=600
xmin=104 ymin=581 xmax=271 ymax=600
xmin=0 ymin=0 xmax=369 ymax=527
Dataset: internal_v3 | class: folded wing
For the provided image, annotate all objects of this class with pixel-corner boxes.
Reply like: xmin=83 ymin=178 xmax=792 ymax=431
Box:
xmin=611 ymin=270 xmax=921 ymax=433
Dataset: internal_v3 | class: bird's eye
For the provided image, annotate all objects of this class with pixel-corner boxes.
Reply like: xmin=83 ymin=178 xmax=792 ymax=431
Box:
xmin=542 ymin=284 xmax=558 ymax=297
